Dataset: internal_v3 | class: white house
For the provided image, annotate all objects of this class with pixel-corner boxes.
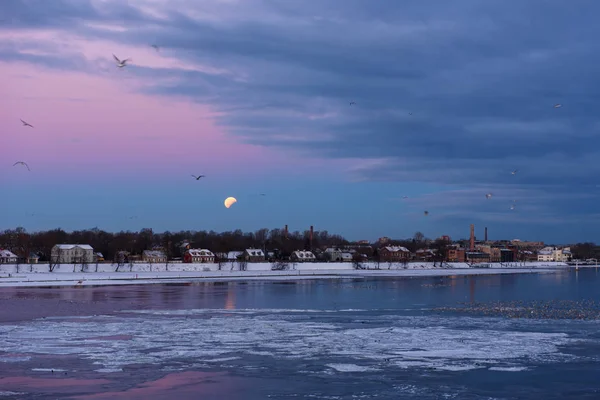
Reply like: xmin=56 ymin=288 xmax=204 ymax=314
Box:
xmin=290 ymin=250 xmax=316 ymax=262
xmin=0 ymin=249 xmax=18 ymax=264
xmin=51 ymin=244 xmax=94 ymax=263
xmin=324 ymin=247 xmax=343 ymax=262
xmin=142 ymin=250 xmax=167 ymax=263
xmin=243 ymin=248 xmax=265 ymax=262
xmin=341 ymin=252 xmax=353 ymax=262
xmin=537 ymin=246 xmax=572 ymax=262
xmin=184 ymin=249 xmax=215 ymax=263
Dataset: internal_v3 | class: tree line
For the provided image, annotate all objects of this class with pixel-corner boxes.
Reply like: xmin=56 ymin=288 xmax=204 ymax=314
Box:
xmin=0 ymin=227 xmax=351 ymax=262
xmin=0 ymin=227 xmax=441 ymax=262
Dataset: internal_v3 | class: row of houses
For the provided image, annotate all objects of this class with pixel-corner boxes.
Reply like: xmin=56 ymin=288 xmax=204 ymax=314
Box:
xmin=0 ymin=242 xmax=574 ymax=265
xmin=444 ymin=244 xmax=572 ymax=263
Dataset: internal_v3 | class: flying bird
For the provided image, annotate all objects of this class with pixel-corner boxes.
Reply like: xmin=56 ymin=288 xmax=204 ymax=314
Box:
xmin=408 ymin=112 xmax=412 ymax=116
xmin=424 ymin=211 xmax=429 ymax=216
xmin=13 ymin=161 xmax=30 ymax=171
xmin=151 ymin=44 xmax=160 ymax=52
xmin=112 ymin=54 xmax=131 ymax=68
xmin=349 ymin=101 xmax=356 ymax=106
xmin=191 ymin=174 xmax=206 ymax=180
xmin=485 ymin=193 xmax=493 ymax=199
xmin=20 ymin=119 xmax=33 ymax=127
xmin=401 ymin=196 xmax=409 ymax=199
xmin=259 ymin=193 xmax=266 ymax=196
xmin=553 ymin=103 xmax=562 ymax=108
xmin=511 ymin=169 xmax=518 ymax=175
xmin=510 ymin=204 xmax=516 ymax=210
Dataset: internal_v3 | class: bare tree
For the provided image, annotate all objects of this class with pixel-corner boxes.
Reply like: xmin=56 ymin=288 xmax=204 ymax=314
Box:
xmin=373 ymin=251 xmax=381 ymax=270
xmin=413 ymin=231 xmax=425 ymax=243
xmin=15 ymin=252 xmax=21 ymax=274
xmin=217 ymin=254 xmax=227 ymax=271
xmin=49 ymin=247 xmax=62 ymax=272
xmin=164 ymin=245 xmax=170 ymax=272
xmin=80 ymin=253 xmax=89 ymax=272
xmin=352 ymin=253 xmax=365 ymax=270
xmin=432 ymin=238 xmax=449 ymax=268
xmin=236 ymin=258 xmax=248 ymax=271
xmin=272 ymin=260 xmax=289 ymax=270
xmin=115 ymin=260 xmax=123 ymax=272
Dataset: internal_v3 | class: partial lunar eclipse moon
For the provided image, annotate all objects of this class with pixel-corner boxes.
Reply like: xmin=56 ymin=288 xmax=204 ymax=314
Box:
xmin=224 ymin=197 xmax=237 ymax=208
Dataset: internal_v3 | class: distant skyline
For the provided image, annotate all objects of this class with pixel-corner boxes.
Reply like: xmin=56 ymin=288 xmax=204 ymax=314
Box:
xmin=2 ymin=0 xmax=600 ymax=244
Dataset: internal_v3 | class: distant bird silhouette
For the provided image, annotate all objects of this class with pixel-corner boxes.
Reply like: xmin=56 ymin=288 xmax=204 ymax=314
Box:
xmin=20 ymin=119 xmax=33 ymax=127
xmin=349 ymin=101 xmax=356 ymax=106
xmin=408 ymin=112 xmax=412 ymax=116
xmin=112 ymin=54 xmax=131 ymax=68
xmin=510 ymin=204 xmax=516 ymax=210
xmin=553 ymin=103 xmax=562 ymax=108
xmin=401 ymin=196 xmax=408 ymax=199
xmin=128 ymin=216 xmax=138 ymax=219
xmin=151 ymin=44 xmax=160 ymax=52
xmin=191 ymin=174 xmax=205 ymax=180
xmin=13 ymin=161 xmax=30 ymax=171
xmin=424 ymin=210 xmax=429 ymax=216
xmin=485 ymin=193 xmax=493 ymax=199
xmin=260 ymin=193 xmax=266 ymax=196
xmin=511 ymin=169 xmax=518 ymax=175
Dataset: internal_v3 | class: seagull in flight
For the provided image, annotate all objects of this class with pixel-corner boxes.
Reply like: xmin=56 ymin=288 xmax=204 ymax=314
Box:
xmin=260 ymin=193 xmax=266 ymax=196
xmin=151 ymin=44 xmax=160 ymax=52
xmin=511 ymin=169 xmax=518 ymax=175
xmin=510 ymin=204 xmax=516 ymax=210
xmin=191 ymin=174 xmax=206 ymax=180
xmin=408 ymin=112 xmax=412 ymax=116
xmin=424 ymin=210 xmax=429 ymax=216
xmin=113 ymin=54 xmax=131 ymax=68
xmin=20 ymin=119 xmax=33 ymax=127
xmin=553 ymin=103 xmax=562 ymax=108
xmin=401 ymin=196 xmax=409 ymax=199
xmin=13 ymin=161 xmax=30 ymax=171
xmin=485 ymin=193 xmax=493 ymax=199
xmin=349 ymin=101 xmax=356 ymax=106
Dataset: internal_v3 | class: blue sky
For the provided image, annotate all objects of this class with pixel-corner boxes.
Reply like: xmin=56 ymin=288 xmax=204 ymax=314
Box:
xmin=1 ymin=0 xmax=600 ymax=244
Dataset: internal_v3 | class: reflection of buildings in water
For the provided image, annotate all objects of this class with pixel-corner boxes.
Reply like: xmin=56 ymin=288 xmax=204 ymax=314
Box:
xmin=225 ymin=285 xmax=236 ymax=310
xmin=499 ymin=274 xmax=517 ymax=288
xmin=469 ymin=278 xmax=475 ymax=303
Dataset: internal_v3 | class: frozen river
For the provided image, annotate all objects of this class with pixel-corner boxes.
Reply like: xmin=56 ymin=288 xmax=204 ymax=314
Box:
xmin=0 ymin=269 xmax=599 ymax=399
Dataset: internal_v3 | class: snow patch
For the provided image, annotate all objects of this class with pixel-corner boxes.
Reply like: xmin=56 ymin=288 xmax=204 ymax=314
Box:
xmin=489 ymin=366 xmax=530 ymax=372
xmin=31 ymin=368 xmax=66 ymax=372
xmin=326 ymin=363 xmax=379 ymax=372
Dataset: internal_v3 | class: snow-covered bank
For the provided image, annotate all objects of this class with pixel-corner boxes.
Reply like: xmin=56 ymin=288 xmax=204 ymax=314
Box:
xmin=0 ymin=261 xmax=568 ymax=274
xmin=0 ymin=261 xmax=568 ymax=287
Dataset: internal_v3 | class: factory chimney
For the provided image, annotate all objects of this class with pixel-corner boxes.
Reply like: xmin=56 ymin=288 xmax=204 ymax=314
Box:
xmin=484 ymin=227 xmax=488 ymax=242
xmin=284 ymin=224 xmax=288 ymax=239
xmin=309 ymin=225 xmax=314 ymax=250
xmin=470 ymin=224 xmax=475 ymax=251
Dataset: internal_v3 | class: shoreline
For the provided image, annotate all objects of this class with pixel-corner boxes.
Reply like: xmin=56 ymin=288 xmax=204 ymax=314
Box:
xmin=0 ymin=266 xmax=565 ymax=288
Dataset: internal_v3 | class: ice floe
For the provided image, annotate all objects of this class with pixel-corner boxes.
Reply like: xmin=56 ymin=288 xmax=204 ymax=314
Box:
xmin=0 ymin=310 xmax=583 ymax=374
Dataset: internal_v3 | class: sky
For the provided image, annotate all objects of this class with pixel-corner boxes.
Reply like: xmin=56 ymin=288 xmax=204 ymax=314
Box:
xmin=1 ymin=0 xmax=600 ymax=244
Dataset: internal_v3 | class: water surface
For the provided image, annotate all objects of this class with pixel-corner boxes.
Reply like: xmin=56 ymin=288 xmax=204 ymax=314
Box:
xmin=0 ymin=269 xmax=599 ymax=399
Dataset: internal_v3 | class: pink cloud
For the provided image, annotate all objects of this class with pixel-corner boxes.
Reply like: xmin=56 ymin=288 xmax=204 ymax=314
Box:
xmin=0 ymin=61 xmax=304 ymax=180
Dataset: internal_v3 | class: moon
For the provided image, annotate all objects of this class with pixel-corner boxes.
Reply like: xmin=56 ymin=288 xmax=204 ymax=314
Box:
xmin=224 ymin=197 xmax=237 ymax=208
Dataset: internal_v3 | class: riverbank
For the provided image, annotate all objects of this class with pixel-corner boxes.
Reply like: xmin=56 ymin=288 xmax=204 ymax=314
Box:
xmin=0 ymin=262 xmax=567 ymax=287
